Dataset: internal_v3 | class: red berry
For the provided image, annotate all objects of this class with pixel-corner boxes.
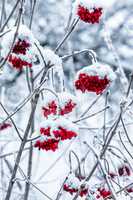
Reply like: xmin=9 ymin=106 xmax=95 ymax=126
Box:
xmin=42 ymin=101 xmax=57 ymax=118
xmin=63 ymin=184 xmax=78 ymax=195
xmin=75 ymin=73 xmax=110 ymax=95
xmin=53 ymin=127 xmax=77 ymax=140
xmin=77 ymin=5 xmax=103 ymax=24
xmin=40 ymin=127 xmax=51 ymax=136
xmin=12 ymin=39 xmax=30 ymax=55
xmin=60 ymin=100 xmax=76 ymax=115
xmin=0 ymin=123 xmax=11 ymax=131
xmin=34 ymin=138 xmax=59 ymax=151
xmin=97 ymin=188 xmax=111 ymax=199
xmin=8 ymin=55 xmax=32 ymax=70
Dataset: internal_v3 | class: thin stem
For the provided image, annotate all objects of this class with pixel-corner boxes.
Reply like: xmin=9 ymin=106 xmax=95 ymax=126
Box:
xmin=73 ymin=106 xmax=109 ymax=123
xmin=0 ymin=0 xmax=23 ymax=69
xmin=55 ymin=18 xmax=79 ymax=53
xmin=0 ymin=102 xmax=23 ymax=141
xmin=72 ymin=111 xmax=122 ymax=200
xmin=29 ymin=0 xmax=36 ymax=29
xmin=0 ymin=0 xmax=21 ymax=32
xmin=24 ymin=63 xmax=34 ymax=200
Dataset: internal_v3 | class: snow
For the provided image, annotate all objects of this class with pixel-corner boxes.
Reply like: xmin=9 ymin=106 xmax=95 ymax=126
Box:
xmin=65 ymin=173 xmax=80 ymax=188
xmin=75 ymin=62 xmax=116 ymax=81
xmin=1 ymin=25 xmax=38 ymax=58
xmin=39 ymin=117 xmax=79 ymax=134
xmin=1 ymin=25 xmax=38 ymax=66
xmin=74 ymin=0 xmax=114 ymax=9
xmin=38 ymin=47 xmax=62 ymax=69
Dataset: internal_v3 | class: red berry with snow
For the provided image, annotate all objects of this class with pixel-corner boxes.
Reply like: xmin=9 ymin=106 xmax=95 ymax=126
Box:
xmin=53 ymin=127 xmax=77 ymax=140
xmin=75 ymin=73 xmax=110 ymax=94
xmin=109 ymin=172 xmax=117 ymax=179
xmin=79 ymin=186 xmax=88 ymax=197
xmin=63 ymin=174 xmax=88 ymax=197
xmin=12 ymin=39 xmax=30 ymax=55
xmin=59 ymin=100 xmax=76 ymax=116
xmin=42 ymin=92 xmax=77 ymax=118
xmin=1 ymin=25 xmax=37 ymax=70
xmin=63 ymin=184 xmax=78 ymax=195
xmin=34 ymin=118 xmax=78 ymax=152
xmin=40 ymin=127 xmax=51 ymax=136
xmin=97 ymin=188 xmax=111 ymax=199
xmin=75 ymin=63 xmax=115 ymax=95
xmin=34 ymin=138 xmax=59 ymax=151
xmin=42 ymin=101 xmax=57 ymax=118
xmin=8 ymin=55 xmax=32 ymax=70
xmin=77 ymin=5 xmax=103 ymax=24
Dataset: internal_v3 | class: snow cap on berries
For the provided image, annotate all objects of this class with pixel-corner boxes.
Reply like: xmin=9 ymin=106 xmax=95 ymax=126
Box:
xmin=74 ymin=0 xmax=112 ymax=10
xmin=41 ymin=92 xmax=78 ymax=118
xmin=63 ymin=173 xmax=88 ymax=197
xmin=1 ymin=25 xmax=38 ymax=70
xmin=39 ymin=117 xmax=78 ymax=138
xmin=58 ymin=92 xmax=78 ymax=116
xmin=75 ymin=62 xmax=116 ymax=95
xmin=34 ymin=118 xmax=78 ymax=151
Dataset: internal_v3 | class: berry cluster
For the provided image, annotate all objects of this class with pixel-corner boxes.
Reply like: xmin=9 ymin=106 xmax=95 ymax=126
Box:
xmin=42 ymin=100 xmax=76 ymax=118
xmin=63 ymin=174 xmax=88 ymax=197
xmin=1 ymin=25 xmax=37 ymax=70
xmin=75 ymin=63 xmax=115 ymax=95
xmin=34 ymin=119 xmax=78 ymax=151
xmin=9 ymin=39 xmax=32 ymax=70
xmin=75 ymin=73 xmax=110 ymax=95
xmin=42 ymin=101 xmax=57 ymax=118
xmin=96 ymin=188 xmax=111 ymax=199
xmin=95 ymin=164 xmax=132 ymax=198
xmin=34 ymin=138 xmax=59 ymax=152
xmin=77 ymin=5 xmax=103 ymax=24
xmin=42 ymin=92 xmax=77 ymax=118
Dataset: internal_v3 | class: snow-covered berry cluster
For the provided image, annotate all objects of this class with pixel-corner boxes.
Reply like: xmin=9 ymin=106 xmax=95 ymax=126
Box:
xmin=96 ymin=187 xmax=112 ymax=199
xmin=73 ymin=0 xmax=112 ymax=24
xmin=75 ymin=62 xmax=115 ymax=95
xmin=42 ymin=92 xmax=77 ymax=118
xmin=1 ymin=25 xmax=37 ymax=70
xmin=34 ymin=118 xmax=78 ymax=151
xmin=88 ymin=163 xmax=133 ymax=199
xmin=77 ymin=5 xmax=103 ymax=24
xmin=63 ymin=173 xmax=88 ymax=197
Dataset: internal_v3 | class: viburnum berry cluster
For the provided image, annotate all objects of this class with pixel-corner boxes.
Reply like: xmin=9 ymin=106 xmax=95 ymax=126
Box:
xmin=96 ymin=188 xmax=112 ymax=199
xmin=73 ymin=0 xmax=112 ymax=24
xmin=34 ymin=118 xmax=78 ymax=151
xmin=90 ymin=163 xmax=133 ymax=199
xmin=63 ymin=173 xmax=88 ymax=197
xmin=77 ymin=5 xmax=103 ymax=24
xmin=1 ymin=25 xmax=37 ymax=70
xmin=42 ymin=92 xmax=77 ymax=118
xmin=75 ymin=62 xmax=115 ymax=95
